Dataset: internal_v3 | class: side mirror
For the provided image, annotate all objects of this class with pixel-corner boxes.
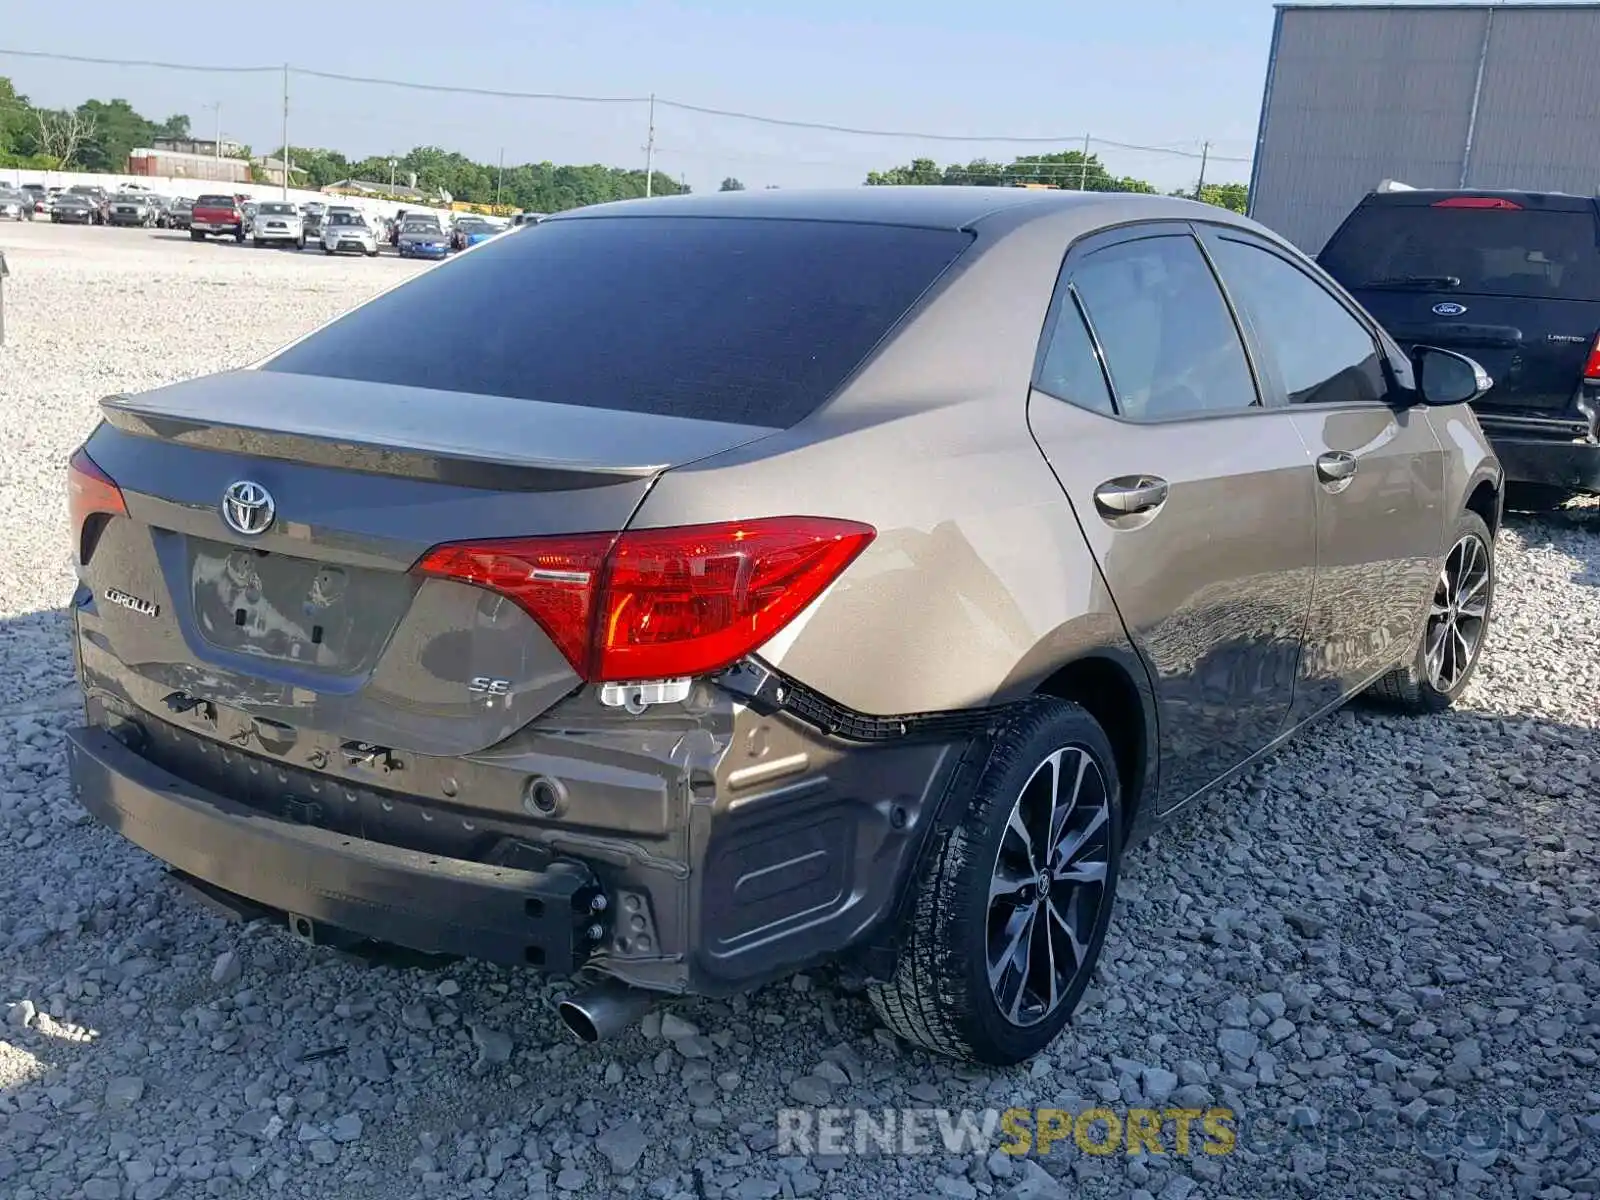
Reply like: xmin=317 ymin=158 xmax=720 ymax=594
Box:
xmin=1411 ymin=345 xmax=1492 ymax=406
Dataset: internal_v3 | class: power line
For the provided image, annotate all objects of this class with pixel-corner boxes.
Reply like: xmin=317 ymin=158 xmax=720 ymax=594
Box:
xmin=0 ymin=46 xmax=1252 ymax=161
xmin=290 ymin=66 xmax=646 ymax=105
xmin=0 ymin=47 xmax=279 ymax=74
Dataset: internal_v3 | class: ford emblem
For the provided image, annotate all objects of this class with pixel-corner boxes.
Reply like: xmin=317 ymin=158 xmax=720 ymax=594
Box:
xmin=1432 ymin=302 xmax=1467 ymax=316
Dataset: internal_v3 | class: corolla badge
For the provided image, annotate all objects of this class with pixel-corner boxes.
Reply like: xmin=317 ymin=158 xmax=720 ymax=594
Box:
xmin=1432 ymin=302 xmax=1468 ymax=316
xmin=221 ymin=480 xmax=276 ymax=536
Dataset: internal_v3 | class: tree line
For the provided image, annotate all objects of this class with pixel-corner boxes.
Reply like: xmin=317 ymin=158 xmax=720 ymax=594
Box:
xmin=863 ymin=153 xmax=1247 ymax=212
xmin=1 ymin=79 xmax=1247 ymax=215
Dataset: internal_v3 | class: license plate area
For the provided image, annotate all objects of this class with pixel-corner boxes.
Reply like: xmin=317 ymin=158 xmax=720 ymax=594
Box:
xmin=187 ymin=537 xmax=412 ymax=672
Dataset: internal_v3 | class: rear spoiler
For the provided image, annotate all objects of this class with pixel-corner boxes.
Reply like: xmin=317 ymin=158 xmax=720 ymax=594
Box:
xmin=97 ymin=370 xmax=779 ymax=492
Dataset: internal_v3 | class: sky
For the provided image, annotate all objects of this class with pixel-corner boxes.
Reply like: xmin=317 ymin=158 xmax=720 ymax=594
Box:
xmin=5 ymin=0 xmax=1302 ymax=194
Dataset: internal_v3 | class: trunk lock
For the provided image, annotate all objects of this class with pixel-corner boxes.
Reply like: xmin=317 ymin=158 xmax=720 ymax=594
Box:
xmin=598 ymin=679 xmax=691 ymax=714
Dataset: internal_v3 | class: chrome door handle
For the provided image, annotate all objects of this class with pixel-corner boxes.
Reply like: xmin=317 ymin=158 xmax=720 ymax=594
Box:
xmin=1316 ymin=451 xmax=1358 ymax=484
xmin=1093 ymin=476 xmax=1169 ymax=516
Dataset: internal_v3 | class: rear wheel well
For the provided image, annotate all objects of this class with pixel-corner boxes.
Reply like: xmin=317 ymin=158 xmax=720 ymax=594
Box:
xmin=1034 ymin=656 xmax=1149 ymax=837
xmin=1466 ymin=478 xmax=1501 ymax=536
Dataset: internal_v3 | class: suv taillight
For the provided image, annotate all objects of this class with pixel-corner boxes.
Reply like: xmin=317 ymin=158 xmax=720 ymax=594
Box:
xmin=67 ymin=447 xmax=128 ymax=564
xmin=1581 ymin=331 xmax=1600 ymax=385
xmin=416 ymin=517 xmax=876 ymax=683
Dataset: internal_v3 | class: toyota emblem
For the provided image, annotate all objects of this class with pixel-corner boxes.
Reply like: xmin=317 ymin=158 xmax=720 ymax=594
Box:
xmin=221 ymin=480 xmax=276 ymax=537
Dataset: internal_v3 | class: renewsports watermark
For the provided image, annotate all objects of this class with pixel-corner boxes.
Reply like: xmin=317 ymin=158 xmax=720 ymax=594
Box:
xmin=776 ymin=1104 xmax=1569 ymax=1162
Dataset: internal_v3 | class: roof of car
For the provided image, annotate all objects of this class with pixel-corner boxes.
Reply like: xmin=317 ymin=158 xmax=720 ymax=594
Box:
xmin=552 ymin=185 xmax=1203 ymax=230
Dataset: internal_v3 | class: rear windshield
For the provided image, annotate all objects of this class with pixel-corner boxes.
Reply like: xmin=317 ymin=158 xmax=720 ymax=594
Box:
xmin=263 ymin=216 xmax=971 ymax=426
xmin=259 ymin=203 xmax=296 ymax=215
xmin=1320 ymin=202 xmax=1600 ymax=300
xmin=195 ymin=195 xmax=236 ymax=207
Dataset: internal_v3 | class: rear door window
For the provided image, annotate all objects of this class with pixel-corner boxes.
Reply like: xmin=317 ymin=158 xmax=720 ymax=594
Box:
xmin=1319 ymin=203 xmax=1600 ymax=300
xmin=1070 ymin=234 xmax=1259 ymax=420
xmin=264 ymin=216 xmax=971 ymax=428
xmin=1209 ymin=236 xmax=1388 ymax=406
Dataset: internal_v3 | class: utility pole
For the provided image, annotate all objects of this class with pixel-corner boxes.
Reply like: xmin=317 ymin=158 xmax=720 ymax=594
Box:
xmin=280 ymin=64 xmax=290 ymax=199
xmin=1194 ymin=141 xmax=1210 ymax=200
xmin=1078 ymin=132 xmax=1091 ymax=190
xmin=496 ymin=147 xmax=505 ymax=207
xmin=644 ymin=94 xmax=656 ymax=198
xmin=389 ymin=159 xmax=396 ymax=190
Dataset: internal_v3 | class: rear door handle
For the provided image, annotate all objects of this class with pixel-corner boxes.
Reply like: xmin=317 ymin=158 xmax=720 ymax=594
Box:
xmin=1316 ymin=451 xmax=1358 ymax=485
xmin=1093 ymin=476 xmax=1169 ymax=516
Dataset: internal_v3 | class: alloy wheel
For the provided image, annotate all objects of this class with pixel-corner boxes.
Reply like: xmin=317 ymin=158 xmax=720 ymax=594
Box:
xmin=986 ymin=745 xmax=1112 ymax=1027
xmin=1424 ymin=532 xmax=1490 ymax=693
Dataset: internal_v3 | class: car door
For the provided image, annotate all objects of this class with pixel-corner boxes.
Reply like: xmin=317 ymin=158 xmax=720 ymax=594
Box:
xmin=1197 ymin=225 xmax=1447 ymax=720
xmin=1025 ymin=224 xmax=1318 ymax=812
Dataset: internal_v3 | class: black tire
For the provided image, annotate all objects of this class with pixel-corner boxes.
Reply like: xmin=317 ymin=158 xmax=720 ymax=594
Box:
xmin=366 ymin=246 xmax=379 ymax=257
xmin=867 ymin=698 xmax=1124 ymax=1065
xmin=297 ymin=234 xmax=306 ymax=251
xmin=234 ymin=228 xmax=245 ymax=243
xmin=252 ymin=237 xmax=264 ymax=248
xmin=190 ymin=230 xmax=204 ymax=241
xmin=323 ymin=246 xmax=334 ymax=256
xmin=1367 ymin=508 xmax=1494 ymax=715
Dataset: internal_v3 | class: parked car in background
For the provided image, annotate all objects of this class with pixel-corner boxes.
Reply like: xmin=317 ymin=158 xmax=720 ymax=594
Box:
xmin=165 ymin=198 xmax=194 ymax=231
xmin=50 ymin=194 xmax=97 ymax=225
xmin=300 ymin=202 xmax=326 ymax=242
xmin=190 ymin=194 xmax=249 ymax=242
xmin=252 ymin=201 xmax=306 ymax=250
xmin=397 ymin=216 xmax=449 ymax=259
xmin=60 ymin=188 xmax=1504 ymax=1067
xmin=108 ymin=192 xmax=159 ymax=228
xmin=0 ymin=187 xmax=33 ymax=221
xmin=1319 ymin=186 xmax=1600 ymax=508
xmin=320 ymin=210 xmax=379 ymax=256
xmin=449 ymin=215 xmax=499 ymax=251
xmin=511 ymin=211 xmax=545 ymax=227
xmin=20 ymin=183 xmax=47 ymax=214
xmin=66 ymin=185 xmax=110 ymax=225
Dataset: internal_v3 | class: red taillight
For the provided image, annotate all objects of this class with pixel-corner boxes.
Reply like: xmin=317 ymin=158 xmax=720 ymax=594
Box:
xmin=67 ymin=448 xmax=128 ymax=560
xmin=1430 ymin=196 xmax=1523 ymax=210
xmin=1584 ymin=334 xmax=1600 ymax=384
xmin=416 ymin=517 xmax=877 ymax=683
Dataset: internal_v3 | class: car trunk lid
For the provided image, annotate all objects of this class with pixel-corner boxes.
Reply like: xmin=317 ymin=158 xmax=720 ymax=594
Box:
xmin=77 ymin=370 xmax=780 ymax=756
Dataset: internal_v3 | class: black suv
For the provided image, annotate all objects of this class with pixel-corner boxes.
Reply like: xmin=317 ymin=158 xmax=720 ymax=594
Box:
xmin=1318 ymin=188 xmax=1600 ymax=507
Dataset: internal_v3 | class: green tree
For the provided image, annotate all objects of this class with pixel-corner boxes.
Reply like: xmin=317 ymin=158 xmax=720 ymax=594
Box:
xmin=866 ymin=150 xmax=1157 ymax=193
xmin=1199 ymin=182 xmax=1248 ymax=213
xmin=719 ymin=176 xmax=746 ymax=191
xmin=74 ymin=98 xmax=163 ymax=172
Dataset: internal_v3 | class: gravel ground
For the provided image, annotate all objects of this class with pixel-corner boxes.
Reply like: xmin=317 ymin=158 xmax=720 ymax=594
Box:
xmin=1 ymin=220 xmax=1598 ymax=1200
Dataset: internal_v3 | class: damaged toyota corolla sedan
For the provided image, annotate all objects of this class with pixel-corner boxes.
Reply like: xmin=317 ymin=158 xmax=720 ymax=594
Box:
xmin=65 ymin=187 xmax=1503 ymax=1065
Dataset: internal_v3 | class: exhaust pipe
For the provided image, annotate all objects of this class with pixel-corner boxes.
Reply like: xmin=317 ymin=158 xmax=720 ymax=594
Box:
xmin=557 ymin=978 xmax=656 ymax=1044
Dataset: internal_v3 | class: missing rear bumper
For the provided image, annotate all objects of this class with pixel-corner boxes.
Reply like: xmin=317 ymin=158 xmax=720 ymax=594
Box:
xmin=68 ymin=726 xmax=605 ymax=972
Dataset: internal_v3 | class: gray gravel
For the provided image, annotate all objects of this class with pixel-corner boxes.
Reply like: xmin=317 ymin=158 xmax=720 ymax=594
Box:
xmin=2 ymin=220 xmax=1598 ymax=1200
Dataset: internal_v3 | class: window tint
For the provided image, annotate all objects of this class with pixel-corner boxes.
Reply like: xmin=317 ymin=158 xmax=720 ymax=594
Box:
xmin=1319 ymin=204 xmax=1600 ymax=301
xmin=265 ymin=217 xmax=971 ymax=428
xmin=1070 ymin=235 xmax=1257 ymax=420
xmin=1036 ymin=288 xmax=1114 ymax=416
xmin=1211 ymin=238 xmax=1386 ymax=406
